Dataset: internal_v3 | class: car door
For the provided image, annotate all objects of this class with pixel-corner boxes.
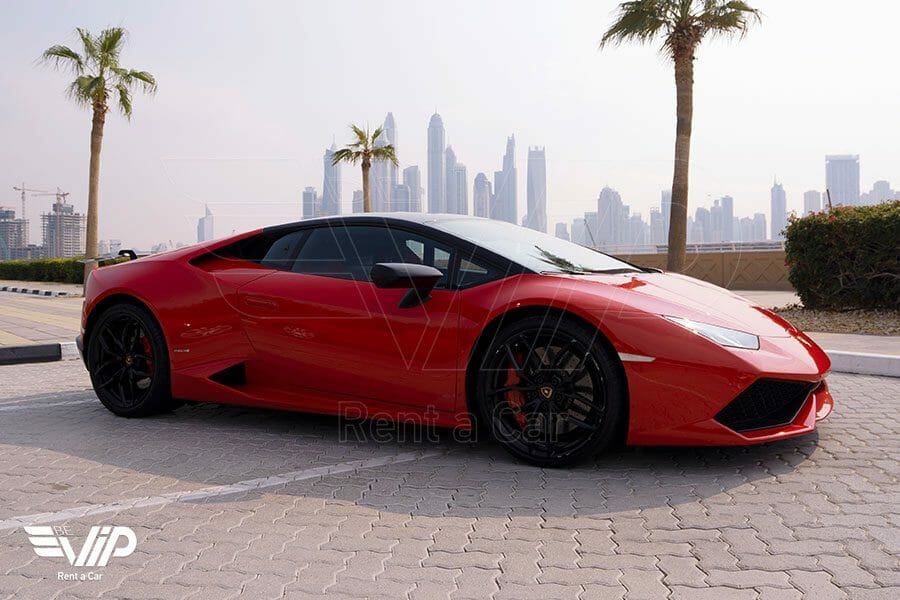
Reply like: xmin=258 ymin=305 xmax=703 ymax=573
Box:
xmin=236 ymin=222 xmax=460 ymax=414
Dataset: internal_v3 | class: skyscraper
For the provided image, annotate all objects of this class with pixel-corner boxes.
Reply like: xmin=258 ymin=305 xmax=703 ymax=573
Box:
xmin=660 ymin=190 xmax=672 ymax=243
xmin=473 ymin=173 xmax=492 ymax=218
xmin=196 ymin=204 xmax=214 ymax=243
xmin=321 ymin=143 xmax=341 ymax=216
xmin=383 ymin=112 xmax=398 ymax=191
xmin=861 ymin=180 xmax=896 ymax=205
xmin=390 ymin=184 xmax=411 ymax=212
xmin=427 ymin=113 xmax=445 ymax=213
xmin=720 ymin=195 xmax=734 ymax=241
xmin=571 ymin=217 xmax=587 ymax=245
xmin=825 ymin=155 xmax=860 ymax=206
xmin=447 ymin=163 xmax=468 ymax=215
xmin=554 ymin=222 xmax=569 ymax=241
xmin=803 ymin=190 xmax=821 ymax=214
xmin=372 ymin=134 xmax=391 ymax=212
xmin=770 ymin=180 xmax=787 ymax=240
xmin=525 ymin=147 xmax=547 ymax=232
xmin=302 ymin=187 xmax=317 ymax=219
xmin=649 ymin=208 xmax=664 ymax=245
xmin=402 ymin=166 xmax=422 ymax=212
xmin=597 ymin=187 xmax=626 ymax=246
xmin=445 ymin=145 xmax=457 ymax=212
xmin=491 ymin=135 xmax=517 ymax=223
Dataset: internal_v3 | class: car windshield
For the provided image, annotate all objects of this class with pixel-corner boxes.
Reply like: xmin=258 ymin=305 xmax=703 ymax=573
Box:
xmin=434 ymin=218 xmax=643 ymax=275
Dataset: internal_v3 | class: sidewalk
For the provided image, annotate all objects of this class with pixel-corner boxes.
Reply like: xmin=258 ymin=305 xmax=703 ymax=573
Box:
xmin=0 ymin=279 xmax=83 ymax=297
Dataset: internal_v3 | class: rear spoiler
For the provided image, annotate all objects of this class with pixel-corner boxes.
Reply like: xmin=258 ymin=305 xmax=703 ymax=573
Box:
xmin=77 ymin=249 xmax=144 ymax=264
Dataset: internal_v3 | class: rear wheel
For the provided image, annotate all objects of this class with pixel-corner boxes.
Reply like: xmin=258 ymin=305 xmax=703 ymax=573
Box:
xmin=476 ymin=315 xmax=626 ymax=467
xmin=87 ymin=303 xmax=172 ymax=417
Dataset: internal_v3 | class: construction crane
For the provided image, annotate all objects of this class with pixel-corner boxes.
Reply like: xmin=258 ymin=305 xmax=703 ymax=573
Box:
xmin=12 ymin=182 xmax=48 ymax=221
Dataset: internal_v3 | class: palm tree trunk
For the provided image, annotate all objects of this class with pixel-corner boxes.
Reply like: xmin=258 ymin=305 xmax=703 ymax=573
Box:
xmin=361 ymin=162 xmax=371 ymax=213
xmin=84 ymin=102 xmax=106 ymax=283
xmin=667 ymin=51 xmax=694 ymax=272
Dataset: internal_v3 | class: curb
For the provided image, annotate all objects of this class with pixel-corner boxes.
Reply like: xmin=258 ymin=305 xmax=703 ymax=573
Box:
xmin=0 ymin=285 xmax=76 ymax=298
xmin=825 ymin=350 xmax=900 ymax=378
xmin=0 ymin=342 xmax=897 ymax=378
xmin=0 ymin=342 xmax=79 ymax=366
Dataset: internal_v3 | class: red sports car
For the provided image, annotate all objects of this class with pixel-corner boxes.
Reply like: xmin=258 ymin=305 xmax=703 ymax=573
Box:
xmin=77 ymin=214 xmax=833 ymax=466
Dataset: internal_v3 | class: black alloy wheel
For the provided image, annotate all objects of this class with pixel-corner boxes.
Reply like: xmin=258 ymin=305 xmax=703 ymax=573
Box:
xmin=476 ymin=315 xmax=626 ymax=467
xmin=87 ymin=303 xmax=173 ymax=417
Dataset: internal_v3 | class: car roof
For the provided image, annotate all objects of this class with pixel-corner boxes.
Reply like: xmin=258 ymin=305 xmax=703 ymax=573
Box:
xmin=264 ymin=212 xmax=486 ymax=230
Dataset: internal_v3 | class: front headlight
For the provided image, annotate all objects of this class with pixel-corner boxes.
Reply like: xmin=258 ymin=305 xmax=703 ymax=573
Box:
xmin=663 ymin=316 xmax=760 ymax=350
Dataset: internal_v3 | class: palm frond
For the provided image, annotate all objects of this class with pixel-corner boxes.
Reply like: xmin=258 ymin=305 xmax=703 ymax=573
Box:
xmin=42 ymin=27 xmax=156 ymax=117
xmin=66 ymin=75 xmax=105 ymax=106
xmin=331 ymin=147 xmax=361 ymax=166
xmin=75 ymin=28 xmax=98 ymax=61
xmin=599 ymin=0 xmax=668 ymax=48
xmin=116 ymin=82 xmax=133 ymax=118
xmin=350 ymin=124 xmax=368 ymax=144
xmin=371 ymin=144 xmax=399 ymax=166
xmin=697 ymin=0 xmax=761 ymax=37
xmin=126 ymin=70 xmax=157 ymax=93
xmin=97 ymin=27 xmax=127 ymax=63
xmin=40 ymin=45 xmax=85 ymax=73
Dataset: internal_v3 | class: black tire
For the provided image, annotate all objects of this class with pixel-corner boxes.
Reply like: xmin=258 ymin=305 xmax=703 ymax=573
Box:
xmin=86 ymin=303 xmax=173 ymax=417
xmin=475 ymin=315 xmax=626 ymax=467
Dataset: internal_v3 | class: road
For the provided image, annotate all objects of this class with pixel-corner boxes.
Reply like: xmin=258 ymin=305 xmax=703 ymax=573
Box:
xmin=0 ymin=361 xmax=897 ymax=599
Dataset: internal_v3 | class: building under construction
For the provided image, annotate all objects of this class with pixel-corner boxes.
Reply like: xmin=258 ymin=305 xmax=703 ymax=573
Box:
xmin=0 ymin=207 xmax=29 ymax=260
xmin=41 ymin=197 xmax=85 ymax=258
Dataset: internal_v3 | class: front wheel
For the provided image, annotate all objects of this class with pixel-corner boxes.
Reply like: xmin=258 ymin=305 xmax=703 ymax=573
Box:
xmin=86 ymin=303 xmax=173 ymax=417
xmin=476 ymin=315 xmax=626 ymax=467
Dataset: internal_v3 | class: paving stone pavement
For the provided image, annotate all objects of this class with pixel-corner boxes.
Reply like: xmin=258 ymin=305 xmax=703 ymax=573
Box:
xmin=0 ymin=360 xmax=897 ymax=599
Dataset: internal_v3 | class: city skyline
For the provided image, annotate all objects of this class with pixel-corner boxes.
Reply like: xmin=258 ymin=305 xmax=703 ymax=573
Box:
xmin=1 ymin=1 xmax=899 ymax=248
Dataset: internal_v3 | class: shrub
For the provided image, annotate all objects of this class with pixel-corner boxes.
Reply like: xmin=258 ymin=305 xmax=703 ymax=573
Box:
xmin=785 ymin=201 xmax=900 ymax=310
xmin=0 ymin=257 xmax=127 ymax=285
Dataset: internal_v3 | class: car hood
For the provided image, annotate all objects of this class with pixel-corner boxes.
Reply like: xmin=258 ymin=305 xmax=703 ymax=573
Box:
xmin=564 ymin=271 xmax=799 ymax=338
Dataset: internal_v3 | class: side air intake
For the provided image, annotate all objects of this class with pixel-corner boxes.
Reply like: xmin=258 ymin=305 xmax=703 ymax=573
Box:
xmin=209 ymin=363 xmax=247 ymax=387
xmin=715 ymin=379 xmax=816 ymax=433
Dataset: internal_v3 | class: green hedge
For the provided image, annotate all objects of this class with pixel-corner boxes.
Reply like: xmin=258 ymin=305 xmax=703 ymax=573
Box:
xmin=785 ymin=201 xmax=900 ymax=310
xmin=0 ymin=257 xmax=128 ymax=285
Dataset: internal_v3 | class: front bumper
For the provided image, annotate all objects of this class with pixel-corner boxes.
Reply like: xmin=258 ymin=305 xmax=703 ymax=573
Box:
xmin=75 ymin=334 xmax=86 ymax=367
xmin=623 ymin=330 xmax=833 ymax=446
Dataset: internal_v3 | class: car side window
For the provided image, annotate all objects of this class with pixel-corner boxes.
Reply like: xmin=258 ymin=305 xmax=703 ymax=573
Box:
xmin=455 ymin=252 xmax=502 ymax=288
xmin=259 ymin=231 xmax=307 ymax=271
xmin=291 ymin=225 xmax=453 ymax=286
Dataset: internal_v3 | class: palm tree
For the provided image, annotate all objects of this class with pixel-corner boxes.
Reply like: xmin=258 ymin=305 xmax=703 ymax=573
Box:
xmin=600 ymin=1 xmax=760 ymax=272
xmin=41 ymin=27 xmax=156 ymax=278
xmin=331 ymin=125 xmax=398 ymax=213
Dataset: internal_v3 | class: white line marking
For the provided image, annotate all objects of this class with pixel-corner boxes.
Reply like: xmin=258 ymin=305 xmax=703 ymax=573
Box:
xmin=0 ymin=399 xmax=96 ymax=412
xmin=0 ymin=450 xmax=441 ymax=530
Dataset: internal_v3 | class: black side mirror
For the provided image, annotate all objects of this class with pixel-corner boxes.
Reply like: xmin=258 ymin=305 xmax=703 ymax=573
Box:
xmin=370 ymin=262 xmax=444 ymax=308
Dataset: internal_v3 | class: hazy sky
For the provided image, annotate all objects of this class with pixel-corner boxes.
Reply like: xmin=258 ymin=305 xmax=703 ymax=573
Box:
xmin=1 ymin=0 xmax=897 ymax=248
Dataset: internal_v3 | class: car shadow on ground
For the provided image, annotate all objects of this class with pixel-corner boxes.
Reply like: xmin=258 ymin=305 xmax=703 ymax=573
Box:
xmin=3 ymin=392 xmax=823 ymax=519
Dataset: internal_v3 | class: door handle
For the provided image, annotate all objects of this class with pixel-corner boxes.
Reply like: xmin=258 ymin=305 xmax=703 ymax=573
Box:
xmin=244 ymin=295 xmax=279 ymax=310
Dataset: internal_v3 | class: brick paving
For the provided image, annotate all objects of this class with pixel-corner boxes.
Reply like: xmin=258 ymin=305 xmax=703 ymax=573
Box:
xmin=0 ymin=360 xmax=897 ymax=599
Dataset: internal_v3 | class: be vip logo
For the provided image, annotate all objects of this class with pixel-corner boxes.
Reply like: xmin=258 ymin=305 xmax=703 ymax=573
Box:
xmin=25 ymin=525 xmax=137 ymax=567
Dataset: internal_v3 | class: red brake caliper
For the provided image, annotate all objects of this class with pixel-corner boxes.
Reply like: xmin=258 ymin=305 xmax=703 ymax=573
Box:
xmin=505 ymin=352 xmax=529 ymax=429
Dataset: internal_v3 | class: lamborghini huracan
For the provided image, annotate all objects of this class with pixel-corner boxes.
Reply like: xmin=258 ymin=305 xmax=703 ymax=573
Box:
xmin=77 ymin=214 xmax=833 ymax=466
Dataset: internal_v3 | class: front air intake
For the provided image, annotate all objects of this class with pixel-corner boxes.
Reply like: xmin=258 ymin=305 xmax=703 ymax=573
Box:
xmin=715 ymin=379 xmax=817 ymax=433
